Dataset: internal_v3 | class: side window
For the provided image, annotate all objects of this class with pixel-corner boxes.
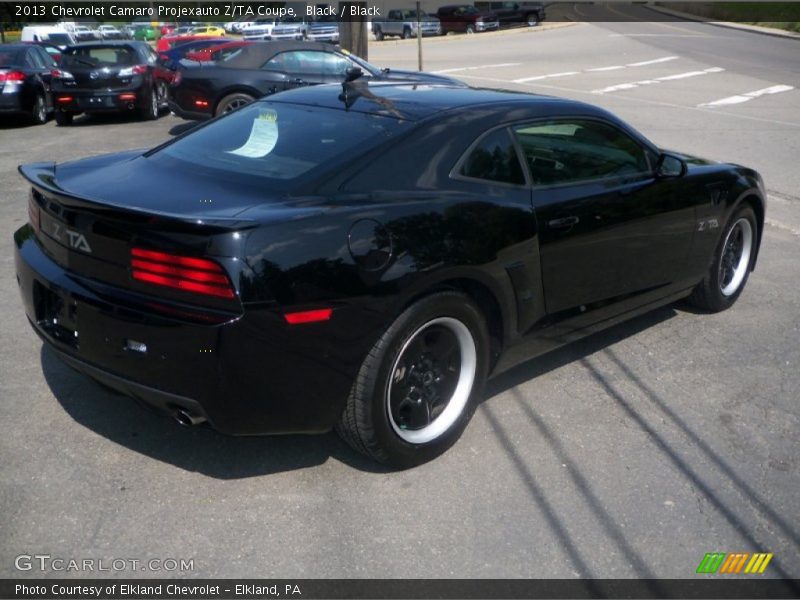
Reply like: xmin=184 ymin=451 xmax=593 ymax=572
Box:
xmin=512 ymin=119 xmax=650 ymax=187
xmin=36 ymin=47 xmax=56 ymax=67
xmin=388 ymin=10 xmax=401 ymax=20
xmin=459 ymin=128 xmax=525 ymax=185
xmin=264 ymin=51 xmax=349 ymax=76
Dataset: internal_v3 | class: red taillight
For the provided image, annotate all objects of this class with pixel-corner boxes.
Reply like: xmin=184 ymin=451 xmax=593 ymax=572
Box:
xmin=56 ymin=96 xmax=73 ymax=103
xmin=130 ymin=247 xmax=235 ymax=299
xmin=28 ymin=196 xmax=40 ymax=233
xmin=0 ymin=70 xmax=26 ymax=83
xmin=194 ymin=99 xmax=209 ymax=108
xmin=119 ymin=93 xmax=137 ymax=101
xmin=131 ymin=64 xmax=148 ymax=75
xmin=172 ymin=70 xmax=183 ymax=86
xmin=284 ymin=308 xmax=333 ymax=325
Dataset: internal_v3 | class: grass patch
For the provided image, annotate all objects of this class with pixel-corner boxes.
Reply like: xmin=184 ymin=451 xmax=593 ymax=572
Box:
xmin=662 ymin=2 xmax=800 ymax=32
xmin=1 ymin=30 xmax=21 ymax=42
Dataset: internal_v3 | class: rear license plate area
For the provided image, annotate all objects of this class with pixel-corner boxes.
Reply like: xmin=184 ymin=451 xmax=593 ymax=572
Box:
xmin=33 ymin=281 xmax=79 ymax=348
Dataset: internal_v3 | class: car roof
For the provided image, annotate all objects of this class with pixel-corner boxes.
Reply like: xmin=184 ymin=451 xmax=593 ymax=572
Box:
xmin=222 ymin=41 xmax=339 ymax=69
xmin=265 ymin=81 xmax=593 ymax=121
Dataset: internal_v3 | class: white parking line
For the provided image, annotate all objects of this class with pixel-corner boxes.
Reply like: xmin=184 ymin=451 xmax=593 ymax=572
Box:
xmin=513 ymin=71 xmax=578 ymax=83
xmin=433 ymin=63 xmax=521 ymax=74
xmin=626 ymin=56 xmax=679 ymax=67
xmin=698 ymin=85 xmax=795 ymax=107
xmin=592 ymin=67 xmax=725 ymax=94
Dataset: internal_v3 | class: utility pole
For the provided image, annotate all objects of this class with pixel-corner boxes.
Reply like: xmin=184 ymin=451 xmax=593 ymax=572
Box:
xmin=339 ymin=2 xmax=369 ymax=61
xmin=416 ymin=1 xmax=423 ymax=71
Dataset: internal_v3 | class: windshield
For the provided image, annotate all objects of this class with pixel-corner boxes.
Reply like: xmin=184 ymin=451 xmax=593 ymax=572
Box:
xmin=46 ymin=33 xmax=74 ymax=45
xmin=63 ymin=45 xmax=137 ymax=67
xmin=150 ymin=102 xmax=409 ymax=190
xmin=0 ymin=48 xmax=22 ymax=67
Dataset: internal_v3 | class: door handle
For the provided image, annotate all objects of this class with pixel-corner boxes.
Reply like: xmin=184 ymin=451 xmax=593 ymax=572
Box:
xmin=548 ymin=216 xmax=580 ymax=229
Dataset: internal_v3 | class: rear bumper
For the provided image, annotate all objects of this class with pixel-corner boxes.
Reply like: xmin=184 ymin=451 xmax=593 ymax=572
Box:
xmin=14 ymin=226 xmax=358 ymax=436
xmin=52 ymin=87 xmax=146 ymax=113
xmin=0 ymin=92 xmax=26 ymax=114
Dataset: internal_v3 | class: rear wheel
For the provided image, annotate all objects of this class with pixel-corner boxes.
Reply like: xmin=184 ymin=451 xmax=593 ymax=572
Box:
xmin=54 ymin=110 xmax=73 ymax=126
xmin=31 ymin=93 xmax=47 ymax=125
xmin=215 ymin=92 xmax=255 ymax=117
xmin=526 ymin=13 xmax=540 ymax=26
xmin=374 ymin=26 xmax=384 ymax=41
xmin=155 ymin=80 xmax=168 ymax=111
xmin=140 ymin=87 xmax=159 ymax=120
xmin=336 ymin=291 xmax=489 ymax=468
xmin=466 ymin=24 xmax=476 ymax=34
xmin=686 ymin=205 xmax=758 ymax=312
xmin=402 ymin=27 xmax=412 ymax=39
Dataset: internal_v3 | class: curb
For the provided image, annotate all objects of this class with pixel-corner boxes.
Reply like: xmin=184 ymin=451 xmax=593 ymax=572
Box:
xmin=369 ymin=21 xmax=578 ymax=46
xmin=645 ymin=5 xmax=800 ymax=40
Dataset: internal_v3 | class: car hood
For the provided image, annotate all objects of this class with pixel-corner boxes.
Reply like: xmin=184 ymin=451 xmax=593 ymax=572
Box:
xmin=665 ymin=150 xmax=718 ymax=166
xmin=31 ymin=150 xmax=285 ymax=219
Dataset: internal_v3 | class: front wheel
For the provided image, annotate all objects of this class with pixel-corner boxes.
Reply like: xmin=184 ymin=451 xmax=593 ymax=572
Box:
xmin=402 ymin=27 xmax=412 ymax=39
xmin=686 ymin=205 xmax=758 ymax=312
xmin=466 ymin=24 xmax=475 ymax=34
xmin=336 ymin=291 xmax=489 ymax=468
xmin=374 ymin=27 xmax=384 ymax=41
xmin=526 ymin=13 xmax=540 ymax=26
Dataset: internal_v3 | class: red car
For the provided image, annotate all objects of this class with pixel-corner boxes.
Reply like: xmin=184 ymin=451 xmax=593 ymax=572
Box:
xmin=161 ymin=24 xmax=176 ymax=36
xmin=185 ymin=41 xmax=253 ymax=62
xmin=156 ymin=34 xmax=211 ymax=53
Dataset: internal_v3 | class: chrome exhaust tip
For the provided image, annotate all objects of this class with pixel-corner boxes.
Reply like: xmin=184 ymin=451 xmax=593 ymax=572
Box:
xmin=174 ymin=408 xmax=206 ymax=427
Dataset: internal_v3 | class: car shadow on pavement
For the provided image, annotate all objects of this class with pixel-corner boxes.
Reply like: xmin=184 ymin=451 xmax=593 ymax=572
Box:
xmin=40 ymin=345 xmax=393 ymax=477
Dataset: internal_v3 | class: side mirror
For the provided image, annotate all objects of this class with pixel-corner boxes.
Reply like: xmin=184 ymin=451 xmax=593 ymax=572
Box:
xmin=655 ymin=153 xmax=687 ymax=179
xmin=344 ymin=66 xmax=363 ymax=82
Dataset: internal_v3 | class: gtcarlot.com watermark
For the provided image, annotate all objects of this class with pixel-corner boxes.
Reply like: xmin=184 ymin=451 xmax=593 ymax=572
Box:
xmin=15 ymin=554 xmax=195 ymax=573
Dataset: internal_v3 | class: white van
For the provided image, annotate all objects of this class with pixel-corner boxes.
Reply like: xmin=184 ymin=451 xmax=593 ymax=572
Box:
xmin=20 ymin=26 xmax=77 ymax=49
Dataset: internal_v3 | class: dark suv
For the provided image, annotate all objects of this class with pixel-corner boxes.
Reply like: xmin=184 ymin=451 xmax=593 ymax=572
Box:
xmin=51 ymin=41 xmax=171 ymax=125
xmin=436 ymin=5 xmax=500 ymax=34
xmin=475 ymin=1 xmax=546 ymax=26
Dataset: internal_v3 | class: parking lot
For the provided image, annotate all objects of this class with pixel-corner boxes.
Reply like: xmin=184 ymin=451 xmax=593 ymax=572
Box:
xmin=1 ymin=11 xmax=799 ymax=580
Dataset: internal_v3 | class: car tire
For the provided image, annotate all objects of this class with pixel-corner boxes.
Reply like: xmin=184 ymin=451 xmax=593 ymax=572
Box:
xmin=54 ymin=111 xmax=73 ymax=126
xmin=336 ymin=291 xmax=490 ymax=468
xmin=402 ymin=27 xmax=412 ymax=39
xmin=374 ymin=27 xmax=384 ymax=41
xmin=31 ymin=93 xmax=47 ymax=125
xmin=526 ymin=13 xmax=540 ymax=26
xmin=215 ymin=92 xmax=255 ymax=117
xmin=140 ymin=87 xmax=159 ymax=121
xmin=466 ymin=24 xmax=475 ymax=34
xmin=686 ymin=204 xmax=758 ymax=313
xmin=155 ymin=80 xmax=168 ymax=111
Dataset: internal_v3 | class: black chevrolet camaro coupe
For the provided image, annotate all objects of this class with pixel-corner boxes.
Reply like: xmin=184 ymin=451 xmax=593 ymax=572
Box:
xmin=168 ymin=41 xmax=461 ymax=120
xmin=14 ymin=83 xmax=765 ymax=467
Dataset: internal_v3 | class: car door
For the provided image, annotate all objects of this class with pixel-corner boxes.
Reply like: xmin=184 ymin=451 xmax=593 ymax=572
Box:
xmin=31 ymin=46 xmax=57 ymax=107
xmin=23 ymin=48 xmax=50 ymax=106
xmin=511 ymin=118 xmax=698 ymax=317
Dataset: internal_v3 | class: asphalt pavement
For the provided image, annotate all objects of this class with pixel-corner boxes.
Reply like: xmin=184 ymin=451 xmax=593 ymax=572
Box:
xmin=0 ymin=15 xmax=798 ymax=581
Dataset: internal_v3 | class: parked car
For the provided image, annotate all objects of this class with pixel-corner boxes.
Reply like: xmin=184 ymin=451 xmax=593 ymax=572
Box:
xmin=97 ymin=25 xmax=124 ymax=40
xmin=132 ymin=25 xmax=157 ymax=41
xmin=156 ymin=34 xmax=217 ymax=53
xmin=373 ymin=9 xmax=442 ymax=40
xmin=22 ymin=41 xmax=65 ymax=64
xmin=476 ymin=1 xmax=546 ymax=26
xmin=184 ymin=41 xmax=253 ymax=63
xmin=51 ymin=41 xmax=171 ymax=125
xmin=241 ymin=18 xmax=277 ymax=40
xmin=190 ymin=26 xmax=225 ymax=37
xmin=168 ymin=41 xmax=463 ymax=120
xmin=161 ymin=24 xmax=176 ymax=36
xmin=158 ymin=38 xmax=236 ymax=69
xmin=171 ymin=26 xmax=195 ymax=36
xmin=0 ymin=43 xmax=57 ymax=124
xmin=307 ymin=16 xmax=340 ymax=43
xmin=20 ymin=26 xmax=76 ymax=49
xmin=436 ymin=5 xmax=500 ymax=34
xmin=14 ymin=82 xmax=766 ymax=466
xmin=269 ymin=17 xmax=309 ymax=41
xmin=72 ymin=25 xmax=100 ymax=42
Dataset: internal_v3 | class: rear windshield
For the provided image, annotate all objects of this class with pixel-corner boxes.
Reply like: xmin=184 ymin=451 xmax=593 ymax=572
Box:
xmin=0 ymin=48 xmax=22 ymax=67
xmin=63 ymin=45 xmax=137 ymax=67
xmin=45 ymin=33 xmax=73 ymax=45
xmin=150 ymin=102 xmax=409 ymax=189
